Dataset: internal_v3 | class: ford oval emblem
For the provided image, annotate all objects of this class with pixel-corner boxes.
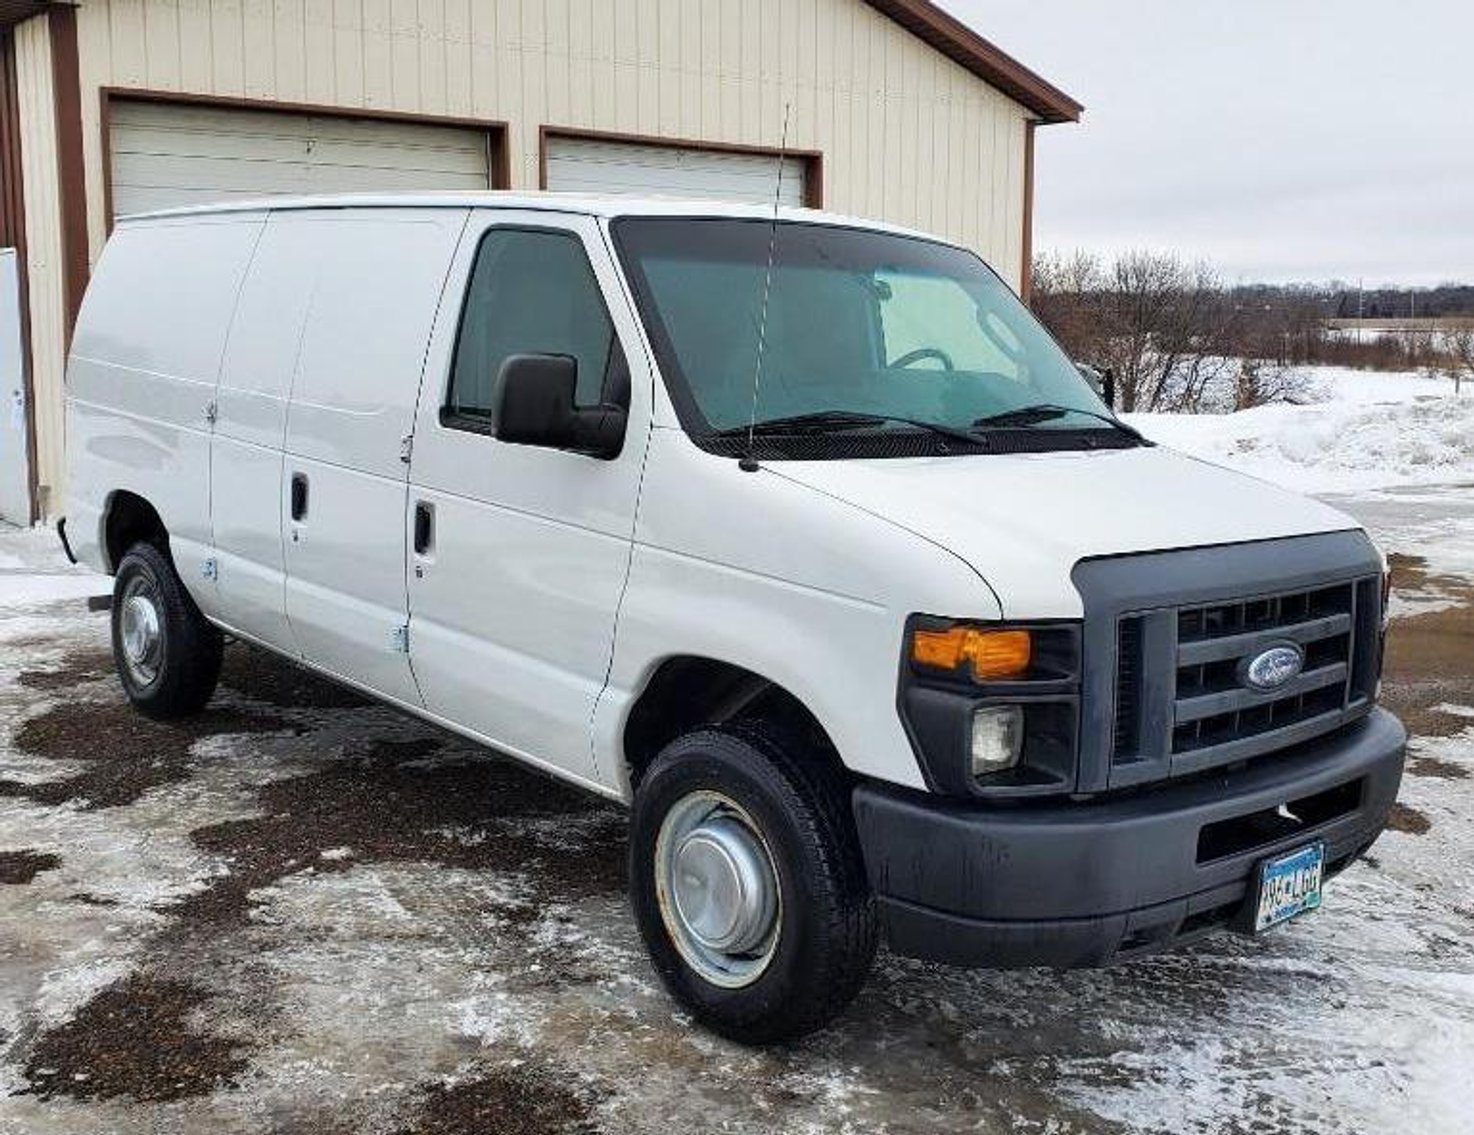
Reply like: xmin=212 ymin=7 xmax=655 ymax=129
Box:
xmin=1243 ymin=643 xmax=1305 ymax=692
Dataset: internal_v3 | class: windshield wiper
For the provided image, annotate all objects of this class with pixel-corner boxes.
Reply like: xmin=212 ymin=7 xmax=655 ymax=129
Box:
xmin=711 ymin=409 xmax=980 ymax=446
xmin=971 ymin=402 xmax=1148 ymax=443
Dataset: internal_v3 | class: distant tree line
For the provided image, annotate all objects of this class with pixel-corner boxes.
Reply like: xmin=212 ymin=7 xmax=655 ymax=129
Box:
xmin=1324 ymin=283 xmax=1474 ymax=320
xmin=1030 ymin=250 xmax=1472 ymax=411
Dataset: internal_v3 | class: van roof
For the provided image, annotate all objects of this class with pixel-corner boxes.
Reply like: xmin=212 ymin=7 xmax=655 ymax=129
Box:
xmin=116 ymin=191 xmax=936 ymax=242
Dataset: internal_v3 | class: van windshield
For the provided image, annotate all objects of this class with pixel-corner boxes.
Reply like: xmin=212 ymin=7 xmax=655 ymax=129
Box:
xmin=611 ymin=217 xmax=1129 ymax=459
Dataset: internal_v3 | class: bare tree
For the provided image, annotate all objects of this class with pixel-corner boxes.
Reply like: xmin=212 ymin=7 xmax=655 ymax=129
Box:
xmin=1444 ymin=328 xmax=1473 ymax=395
xmin=1030 ymin=250 xmax=1250 ymax=412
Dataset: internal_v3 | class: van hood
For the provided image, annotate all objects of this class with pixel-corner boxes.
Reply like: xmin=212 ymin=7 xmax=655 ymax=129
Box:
xmin=770 ymin=445 xmax=1362 ymax=619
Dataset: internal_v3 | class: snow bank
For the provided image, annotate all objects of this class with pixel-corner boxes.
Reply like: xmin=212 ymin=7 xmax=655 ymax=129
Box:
xmin=1125 ymin=366 xmax=1474 ymax=494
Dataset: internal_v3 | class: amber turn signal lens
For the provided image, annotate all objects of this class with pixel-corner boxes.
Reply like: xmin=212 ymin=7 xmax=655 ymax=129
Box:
xmin=910 ymin=626 xmax=1032 ymax=680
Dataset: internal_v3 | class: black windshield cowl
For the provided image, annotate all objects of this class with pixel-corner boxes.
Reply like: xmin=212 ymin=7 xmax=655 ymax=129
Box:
xmin=972 ymin=403 xmax=1150 ymax=445
xmin=698 ymin=424 xmax=1140 ymax=461
xmin=711 ymin=410 xmax=981 ymax=448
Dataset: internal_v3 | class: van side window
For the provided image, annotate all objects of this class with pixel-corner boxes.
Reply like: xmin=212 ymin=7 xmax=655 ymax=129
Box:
xmin=446 ymin=228 xmax=619 ymax=426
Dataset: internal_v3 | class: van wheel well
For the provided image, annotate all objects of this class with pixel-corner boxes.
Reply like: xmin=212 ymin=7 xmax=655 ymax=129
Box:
xmin=104 ymin=492 xmax=168 ymax=573
xmin=624 ymin=658 xmax=845 ymax=790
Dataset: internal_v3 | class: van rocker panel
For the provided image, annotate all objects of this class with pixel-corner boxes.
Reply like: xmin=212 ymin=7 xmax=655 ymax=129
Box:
xmin=851 ymin=707 xmax=1405 ymax=967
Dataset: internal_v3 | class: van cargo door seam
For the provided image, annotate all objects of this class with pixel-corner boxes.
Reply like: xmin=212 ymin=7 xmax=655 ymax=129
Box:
xmin=400 ymin=209 xmax=473 ymax=707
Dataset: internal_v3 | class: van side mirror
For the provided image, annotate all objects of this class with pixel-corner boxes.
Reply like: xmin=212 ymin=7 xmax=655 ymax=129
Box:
xmin=494 ymin=353 xmax=626 ymax=459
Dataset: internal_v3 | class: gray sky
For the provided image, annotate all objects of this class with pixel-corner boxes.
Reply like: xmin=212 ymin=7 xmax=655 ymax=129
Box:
xmin=940 ymin=0 xmax=1472 ymax=286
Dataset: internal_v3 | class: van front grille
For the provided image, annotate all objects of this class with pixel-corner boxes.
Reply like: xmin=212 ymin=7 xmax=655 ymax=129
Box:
xmin=1110 ymin=575 xmax=1381 ymax=780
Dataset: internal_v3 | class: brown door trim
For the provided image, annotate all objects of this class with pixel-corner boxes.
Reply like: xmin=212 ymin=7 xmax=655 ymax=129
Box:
xmin=49 ymin=3 xmax=87 ymax=343
xmin=99 ymin=87 xmax=512 ymax=231
xmin=538 ymin=125 xmax=824 ymax=210
xmin=0 ymin=24 xmax=38 ymax=523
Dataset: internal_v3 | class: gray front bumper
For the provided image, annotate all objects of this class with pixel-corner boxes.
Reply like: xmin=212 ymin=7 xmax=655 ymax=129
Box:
xmin=853 ymin=708 xmax=1407 ymax=968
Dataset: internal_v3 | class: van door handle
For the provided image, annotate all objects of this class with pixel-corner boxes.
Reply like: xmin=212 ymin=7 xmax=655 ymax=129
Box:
xmin=413 ymin=501 xmax=434 ymax=555
xmin=290 ymin=473 xmax=309 ymax=521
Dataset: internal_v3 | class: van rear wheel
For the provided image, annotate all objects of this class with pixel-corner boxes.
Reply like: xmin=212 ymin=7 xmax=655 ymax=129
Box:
xmin=110 ymin=541 xmax=222 ymax=719
xmin=629 ymin=723 xmax=877 ymax=1043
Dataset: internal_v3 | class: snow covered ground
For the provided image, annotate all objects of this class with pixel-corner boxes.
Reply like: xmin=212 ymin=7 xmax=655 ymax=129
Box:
xmin=1125 ymin=365 xmax=1473 ymax=495
xmin=1 ymin=367 xmax=1471 ymax=1133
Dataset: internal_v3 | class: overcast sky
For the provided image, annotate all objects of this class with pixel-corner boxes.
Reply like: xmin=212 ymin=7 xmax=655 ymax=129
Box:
xmin=940 ymin=0 xmax=1472 ymax=286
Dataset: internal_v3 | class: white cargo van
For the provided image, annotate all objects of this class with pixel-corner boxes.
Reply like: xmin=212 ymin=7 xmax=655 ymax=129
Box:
xmin=61 ymin=195 xmax=1405 ymax=1042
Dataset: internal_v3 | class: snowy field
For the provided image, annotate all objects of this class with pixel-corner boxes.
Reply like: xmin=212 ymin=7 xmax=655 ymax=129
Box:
xmin=1 ymin=366 xmax=1471 ymax=1134
xmin=1125 ymin=365 xmax=1473 ymax=495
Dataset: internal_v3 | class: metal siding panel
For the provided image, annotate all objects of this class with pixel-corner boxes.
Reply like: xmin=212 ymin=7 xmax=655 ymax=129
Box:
xmin=272 ymin=0 xmax=309 ymax=104
xmin=361 ymin=0 xmax=393 ymax=109
xmin=210 ymin=0 xmax=247 ymax=95
xmin=443 ymin=0 xmax=472 ymax=116
xmin=14 ymin=15 xmax=64 ymax=510
xmin=389 ymin=0 xmax=419 ymax=111
xmin=242 ymin=0 xmax=276 ymax=98
xmin=141 ymin=0 xmax=181 ymax=89
xmin=108 ymin=0 xmax=147 ymax=87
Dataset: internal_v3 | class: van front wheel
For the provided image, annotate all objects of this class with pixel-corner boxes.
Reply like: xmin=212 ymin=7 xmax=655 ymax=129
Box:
xmin=110 ymin=541 xmax=222 ymax=719
xmin=629 ymin=724 xmax=877 ymax=1043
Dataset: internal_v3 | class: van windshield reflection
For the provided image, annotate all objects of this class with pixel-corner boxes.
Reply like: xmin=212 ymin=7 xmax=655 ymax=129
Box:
xmin=611 ymin=217 xmax=1122 ymax=456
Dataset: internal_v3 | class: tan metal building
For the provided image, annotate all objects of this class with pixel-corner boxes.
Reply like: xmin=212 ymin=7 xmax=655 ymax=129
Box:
xmin=0 ymin=0 xmax=1079 ymax=522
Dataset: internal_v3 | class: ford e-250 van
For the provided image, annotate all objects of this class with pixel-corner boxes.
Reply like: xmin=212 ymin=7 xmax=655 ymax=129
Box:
xmin=61 ymin=195 xmax=1406 ymax=1043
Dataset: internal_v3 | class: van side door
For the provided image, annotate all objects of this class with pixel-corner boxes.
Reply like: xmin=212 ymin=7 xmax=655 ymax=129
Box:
xmin=209 ymin=213 xmax=316 ymax=653
xmin=281 ymin=207 xmax=468 ymax=705
xmin=406 ymin=212 xmax=651 ymax=789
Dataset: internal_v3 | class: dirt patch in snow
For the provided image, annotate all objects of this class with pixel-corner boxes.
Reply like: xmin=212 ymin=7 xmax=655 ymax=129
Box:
xmin=16 ymin=646 xmax=115 ymax=692
xmin=216 ymin=641 xmax=369 ymax=710
xmin=1 ymin=699 xmax=289 ymax=809
xmin=1381 ymin=554 xmax=1474 ymax=737
xmin=394 ymin=1060 xmax=602 ymax=1135
xmin=1386 ymin=801 xmax=1432 ymax=835
xmin=1408 ymin=754 xmax=1469 ymax=779
xmin=172 ymin=736 xmax=626 ymax=929
xmin=22 ymin=975 xmax=248 ymax=1102
xmin=0 ymin=849 xmax=60 ymax=884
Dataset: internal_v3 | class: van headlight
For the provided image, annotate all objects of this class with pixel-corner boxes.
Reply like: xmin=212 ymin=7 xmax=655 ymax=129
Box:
xmin=900 ymin=617 xmax=1081 ymax=798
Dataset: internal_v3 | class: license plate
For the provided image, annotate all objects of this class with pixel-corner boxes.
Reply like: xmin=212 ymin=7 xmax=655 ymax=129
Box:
xmin=1251 ymin=841 xmax=1325 ymax=933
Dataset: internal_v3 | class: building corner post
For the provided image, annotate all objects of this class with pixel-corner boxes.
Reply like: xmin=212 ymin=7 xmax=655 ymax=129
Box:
xmin=49 ymin=2 xmax=88 ymax=344
xmin=1020 ymin=118 xmax=1036 ymax=304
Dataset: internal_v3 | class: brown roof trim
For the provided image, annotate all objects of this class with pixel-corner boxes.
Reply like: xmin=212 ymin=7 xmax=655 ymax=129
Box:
xmin=0 ymin=1 xmax=49 ymax=32
xmin=862 ymin=0 xmax=1082 ymax=124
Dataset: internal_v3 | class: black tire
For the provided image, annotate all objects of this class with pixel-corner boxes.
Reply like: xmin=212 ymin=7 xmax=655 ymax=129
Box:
xmin=629 ymin=722 xmax=877 ymax=1044
xmin=110 ymin=540 xmax=222 ymax=720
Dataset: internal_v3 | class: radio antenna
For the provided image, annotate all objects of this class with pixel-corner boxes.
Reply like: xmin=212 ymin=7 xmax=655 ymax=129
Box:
xmin=739 ymin=102 xmax=791 ymax=473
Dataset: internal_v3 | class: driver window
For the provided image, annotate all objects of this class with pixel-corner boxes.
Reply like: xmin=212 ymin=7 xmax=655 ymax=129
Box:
xmin=876 ymin=271 xmax=1022 ymax=380
xmin=447 ymin=228 xmax=617 ymax=424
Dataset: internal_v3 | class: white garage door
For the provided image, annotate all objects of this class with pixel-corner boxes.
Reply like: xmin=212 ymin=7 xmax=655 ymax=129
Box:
xmin=108 ymin=101 xmax=492 ymax=218
xmin=544 ymin=136 xmax=808 ymax=207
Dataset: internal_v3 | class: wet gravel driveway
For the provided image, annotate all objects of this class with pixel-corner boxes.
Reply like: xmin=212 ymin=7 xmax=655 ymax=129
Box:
xmin=2 ymin=491 xmax=1472 ymax=1135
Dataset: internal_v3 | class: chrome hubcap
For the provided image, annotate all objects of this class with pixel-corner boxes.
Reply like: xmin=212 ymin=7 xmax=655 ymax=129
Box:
xmin=119 ymin=580 xmax=163 ymax=686
xmin=655 ymin=791 xmax=781 ymax=988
